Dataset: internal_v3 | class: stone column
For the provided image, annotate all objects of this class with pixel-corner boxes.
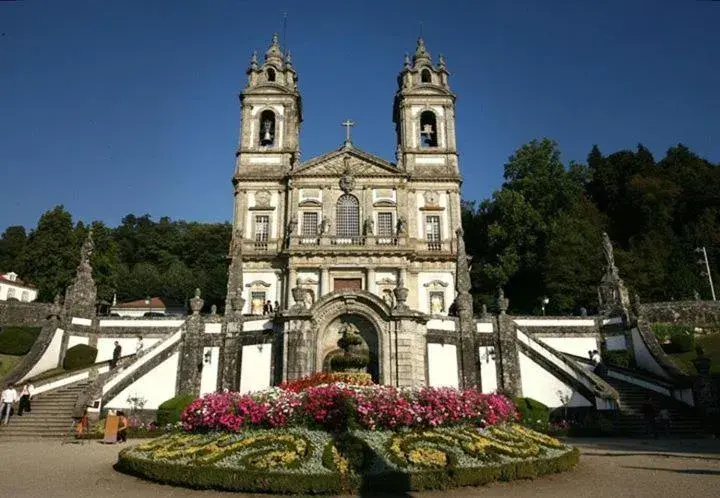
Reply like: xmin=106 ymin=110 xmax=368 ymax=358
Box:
xmin=495 ymin=311 xmax=522 ymax=397
xmin=366 ymin=267 xmax=375 ymax=295
xmin=393 ymin=318 xmax=427 ymax=388
xmin=321 ymin=267 xmax=330 ymax=296
xmin=177 ymin=315 xmax=204 ymax=396
xmin=288 ymin=267 xmax=297 ymax=305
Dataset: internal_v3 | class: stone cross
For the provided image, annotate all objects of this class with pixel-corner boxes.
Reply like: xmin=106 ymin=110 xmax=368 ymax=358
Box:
xmin=342 ymin=119 xmax=355 ymax=143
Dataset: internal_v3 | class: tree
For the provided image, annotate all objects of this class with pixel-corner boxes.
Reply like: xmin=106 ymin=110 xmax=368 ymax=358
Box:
xmin=21 ymin=206 xmax=77 ymax=301
xmin=0 ymin=226 xmax=27 ymax=273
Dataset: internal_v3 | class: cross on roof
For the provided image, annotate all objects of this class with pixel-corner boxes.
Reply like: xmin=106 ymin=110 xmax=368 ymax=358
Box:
xmin=342 ymin=119 xmax=355 ymax=143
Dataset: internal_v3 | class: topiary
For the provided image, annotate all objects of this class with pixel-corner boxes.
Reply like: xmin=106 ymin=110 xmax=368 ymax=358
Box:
xmin=602 ymin=349 xmax=634 ymax=369
xmin=513 ymin=397 xmax=550 ymax=428
xmin=0 ymin=326 xmax=42 ymax=355
xmin=156 ymin=394 xmax=196 ymax=426
xmin=62 ymin=344 xmax=98 ymax=370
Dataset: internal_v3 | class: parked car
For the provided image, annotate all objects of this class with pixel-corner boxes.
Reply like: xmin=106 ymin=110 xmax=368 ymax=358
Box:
xmin=143 ymin=312 xmax=166 ymax=317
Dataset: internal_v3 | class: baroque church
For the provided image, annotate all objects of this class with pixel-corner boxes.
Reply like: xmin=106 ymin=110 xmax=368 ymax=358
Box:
xmin=225 ymin=34 xmax=468 ymax=387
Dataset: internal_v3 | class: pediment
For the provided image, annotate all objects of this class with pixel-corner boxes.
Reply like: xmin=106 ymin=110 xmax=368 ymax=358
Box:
xmin=292 ymin=147 xmax=403 ymax=178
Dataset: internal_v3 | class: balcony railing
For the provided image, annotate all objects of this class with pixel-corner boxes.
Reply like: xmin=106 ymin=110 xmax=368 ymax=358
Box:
xmin=427 ymin=241 xmax=442 ymax=251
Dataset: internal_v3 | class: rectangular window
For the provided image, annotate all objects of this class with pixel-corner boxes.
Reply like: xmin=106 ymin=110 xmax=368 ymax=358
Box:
xmin=429 ymin=291 xmax=445 ymax=314
xmin=254 ymin=215 xmax=270 ymax=250
xmin=250 ymin=291 xmax=266 ymax=315
xmin=377 ymin=212 xmax=394 ymax=237
xmin=426 ymin=215 xmax=441 ymax=250
xmin=301 ymin=212 xmax=319 ymax=237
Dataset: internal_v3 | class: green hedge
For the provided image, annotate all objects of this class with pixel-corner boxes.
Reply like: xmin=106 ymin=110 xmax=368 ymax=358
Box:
xmin=602 ymin=349 xmax=634 ymax=369
xmin=0 ymin=327 xmax=41 ymax=355
xmin=156 ymin=394 xmax=196 ymax=426
xmin=116 ymin=445 xmax=579 ymax=494
xmin=62 ymin=344 xmax=98 ymax=370
xmin=513 ymin=397 xmax=550 ymax=427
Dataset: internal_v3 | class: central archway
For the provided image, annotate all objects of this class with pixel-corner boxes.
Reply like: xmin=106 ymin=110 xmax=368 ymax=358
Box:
xmin=320 ymin=314 xmax=379 ymax=382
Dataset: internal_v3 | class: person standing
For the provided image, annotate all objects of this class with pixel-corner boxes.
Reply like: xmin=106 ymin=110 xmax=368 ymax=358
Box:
xmin=1 ymin=384 xmax=18 ymax=425
xmin=116 ymin=410 xmax=129 ymax=443
xmin=135 ymin=336 xmax=144 ymax=357
xmin=18 ymin=384 xmax=33 ymax=416
xmin=111 ymin=341 xmax=122 ymax=368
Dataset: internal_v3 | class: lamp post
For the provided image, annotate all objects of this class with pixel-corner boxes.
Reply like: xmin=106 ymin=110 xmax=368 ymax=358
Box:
xmin=541 ymin=296 xmax=549 ymax=316
xmin=696 ymin=247 xmax=717 ymax=301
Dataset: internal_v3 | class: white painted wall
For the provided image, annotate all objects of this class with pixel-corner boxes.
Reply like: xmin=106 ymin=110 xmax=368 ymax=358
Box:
xmin=21 ymin=328 xmax=63 ymax=381
xmin=514 ymin=319 xmax=595 ymax=327
xmin=518 ymin=351 xmax=592 ymax=408
xmin=0 ymin=282 xmax=37 ymax=301
xmin=71 ymin=317 xmax=92 ymax=326
xmin=426 ymin=318 xmax=456 ymax=331
xmin=99 ymin=319 xmax=185 ymax=328
xmin=478 ymin=346 xmax=498 ymax=393
xmin=200 ymin=347 xmax=220 ymax=395
xmin=427 ymin=343 xmax=459 ymax=388
xmin=97 ymin=337 xmax=160 ymax=363
xmin=105 ymin=352 xmax=180 ymax=410
xmin=204 ymin=323 xmax=222 ymax=334
xmin=604 ymin=335 xmax=627 ymax=351
xmin=476 ymin=322 xmax=494 ymax=333
xmin=66 ymin=335 xmax=89 ymax=350
xmin=243 ymin=319 xmax=274 ymax=332
xmin=538 ymin=337 xmax=598 ymax=358
xmin=631 ymin=328 xmax=670 ymax=379
xmin=242 ymin=271 xmax=280 ymax=314
xmin=416 ymin=272 xmax=455 ymax=315
xmin=239 ymin=344 xmax=272 ymax=394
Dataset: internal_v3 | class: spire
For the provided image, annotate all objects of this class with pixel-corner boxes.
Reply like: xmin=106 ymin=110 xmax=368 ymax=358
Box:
xmin=249 ymin=50 xmax=258 ymax=70
xmin=64 ymin=228 xmax=97 ymax=319
xmin=455 ymin=227 xmax=472 ymax=295
xmin=413 ymin=37 xmax=432 ymax=64
xmin=264 ymin=33 xmax=284 ymax=64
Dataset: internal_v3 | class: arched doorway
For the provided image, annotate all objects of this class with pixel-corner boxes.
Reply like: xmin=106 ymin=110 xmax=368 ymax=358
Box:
xmin=319 ymin=314 xmax=379 ymax=383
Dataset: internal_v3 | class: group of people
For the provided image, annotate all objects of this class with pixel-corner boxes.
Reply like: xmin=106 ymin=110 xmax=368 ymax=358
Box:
xmin=109 ymin=336 xmax=145 ymax=369
xmin=588 ymin=349 xmax=607 ymax=377
xmin=1 ymin=383 xmax=34 ymax=425
xmin=262 ymin=300 xmax=279 ymax=315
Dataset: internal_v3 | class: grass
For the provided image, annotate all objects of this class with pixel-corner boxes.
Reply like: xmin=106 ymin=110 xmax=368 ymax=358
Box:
xmin=668 ymin=334 xmax=720 ymax=375
xmin=0 ymin=353 xmax=24 ymax=378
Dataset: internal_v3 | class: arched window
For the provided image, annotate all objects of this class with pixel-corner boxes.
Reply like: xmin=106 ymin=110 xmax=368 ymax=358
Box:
xmin=21 ymin=291 xmax=29 ymax=302
xmin=336 ymin=194 xmax=360 ymax=237
xmin=421 ymin=69 xmax=431 ymax=83
xmin=419 ymin=111 xmax=438 ymax=148
xmin=266 ymin=68 xmax=276 ymax=82
xmin=259 ymin=110 xmax=276 ymax=146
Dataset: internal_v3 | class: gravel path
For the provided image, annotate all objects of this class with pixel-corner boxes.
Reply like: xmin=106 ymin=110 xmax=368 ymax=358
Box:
xmin=0 ymin=437 xmax=718 ymax=497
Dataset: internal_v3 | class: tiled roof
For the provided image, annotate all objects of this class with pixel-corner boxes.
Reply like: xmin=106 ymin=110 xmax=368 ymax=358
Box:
xmin=113 ymin=297 xmax=167 ymax=309
xmin=0 ymin=272 xmax=37 ymax=289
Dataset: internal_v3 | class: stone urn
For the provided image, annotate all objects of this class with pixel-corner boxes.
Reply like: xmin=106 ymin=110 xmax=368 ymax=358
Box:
xmin=393 ymin=286 xmax=409 ymax=308
xmin=231 ymin=295 xmax=246 ymax=314
xmin=190 ymin=288 xmax=204 ymax=315
xmin=291 ymin=287 xmax=305 ymax=308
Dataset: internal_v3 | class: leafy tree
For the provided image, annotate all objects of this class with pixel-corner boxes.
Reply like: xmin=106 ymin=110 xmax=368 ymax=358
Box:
xmin=0 ymin=226 xmax=27 ymax=273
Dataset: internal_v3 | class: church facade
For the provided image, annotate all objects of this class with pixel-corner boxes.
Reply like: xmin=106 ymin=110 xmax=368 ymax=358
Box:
xmin=225 ymin=35 xmax=466 ymax=387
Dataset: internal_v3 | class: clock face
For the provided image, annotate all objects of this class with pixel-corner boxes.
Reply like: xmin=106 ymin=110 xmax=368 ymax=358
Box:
xmin=424 ymin=190 xmax=439 ymax=206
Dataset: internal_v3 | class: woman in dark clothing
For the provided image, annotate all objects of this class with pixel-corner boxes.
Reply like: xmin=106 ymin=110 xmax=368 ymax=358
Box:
xmin=17 ymin=384 xmax=32 ymax=415
xmin=116 ymin=410 xmax=128 ymax=443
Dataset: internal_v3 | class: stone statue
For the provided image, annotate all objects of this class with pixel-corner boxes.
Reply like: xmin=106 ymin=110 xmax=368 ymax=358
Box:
xmin=694 ymin=289 xmax=701 ymax=301
xmin=382 ymin=289 xmax=394 ymax=308
xmin=602 ymin=232 xmax=616 ymax=272
xmin=320 ymin=216 xmax=330 ymax=235
xmin=363 ymin=217 xmax=374 ymax=236
xmin=497 ymin=288 xmax=509 ymax=314
xmin=287 ymin=216 xmax=298 ymax=236
xmin=396 ymin=216 xmax=407 ymax=235
xmin=302 ymin=289 xmax=313 ymax=309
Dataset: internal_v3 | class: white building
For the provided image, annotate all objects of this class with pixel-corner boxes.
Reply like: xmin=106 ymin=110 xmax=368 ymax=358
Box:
xmin=0 ymin=272 xmax=38 ymax=302
xmin=110 ymin=297 xmax=168 ymax=317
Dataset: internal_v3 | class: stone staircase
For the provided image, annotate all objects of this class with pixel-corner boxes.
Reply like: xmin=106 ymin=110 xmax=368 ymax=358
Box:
xmin=605 ymin=376 xmax=706 ymax=436
xmin=0 ymin=380 xmax=90 ymax=439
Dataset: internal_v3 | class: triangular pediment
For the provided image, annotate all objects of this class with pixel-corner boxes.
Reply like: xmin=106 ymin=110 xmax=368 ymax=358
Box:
xmin=293 ymin=145 xmax=403 ymax=178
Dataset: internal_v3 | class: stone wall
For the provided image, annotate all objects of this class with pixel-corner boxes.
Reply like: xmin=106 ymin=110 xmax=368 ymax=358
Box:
xmin=640 ymin=301 xmax=720 ymax=329
xmin=0 ymin=301 xmax=52 ymax=327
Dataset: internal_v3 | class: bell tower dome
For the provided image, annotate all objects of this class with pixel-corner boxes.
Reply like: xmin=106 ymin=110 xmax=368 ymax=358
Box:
xmin=392 ymin=38 xmax=458 ymax=177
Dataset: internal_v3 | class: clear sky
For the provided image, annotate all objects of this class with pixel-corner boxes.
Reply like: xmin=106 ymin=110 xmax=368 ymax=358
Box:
xmin=1 ymin=0 xmax=718 ymax=232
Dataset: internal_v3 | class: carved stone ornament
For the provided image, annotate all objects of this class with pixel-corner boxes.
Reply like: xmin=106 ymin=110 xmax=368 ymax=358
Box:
xmin=424 ymin=190 xmax=440 ymax=207
xmin=245 ymin=280 xmax=272 ymax=288
xmin=423 ymin=279 xmax=449 ymax=288
xmin=255 ymin=190 xmax=271 ymax=207
xmin=339 ymin=157 xmax=355 ymax=193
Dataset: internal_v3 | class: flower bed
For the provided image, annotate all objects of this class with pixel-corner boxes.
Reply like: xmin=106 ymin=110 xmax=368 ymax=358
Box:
xmin=116 ymin=424 xmax=579 ymax=494
xmin=181 ymin=385 xmax=518 ymax=432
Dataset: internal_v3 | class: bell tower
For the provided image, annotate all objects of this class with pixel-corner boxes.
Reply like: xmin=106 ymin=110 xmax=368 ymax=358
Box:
xmin=393 ymin=38 xmax=458 ymax=177
xmin=235 ymin=33 xmax=302 ymax=176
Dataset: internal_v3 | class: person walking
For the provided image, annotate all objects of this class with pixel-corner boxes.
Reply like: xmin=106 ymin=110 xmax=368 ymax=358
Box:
xmin=1 ymin=384 xmax=18 ymax=425
xmin=111 ymin=341 xmax=122 ymax=368
xmin=18 ymin=384 xmax=33 ymax=416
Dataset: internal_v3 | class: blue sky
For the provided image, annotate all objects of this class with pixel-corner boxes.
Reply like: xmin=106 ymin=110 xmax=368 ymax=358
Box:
xmin=1 ymin=0 xmax=718 ymax=232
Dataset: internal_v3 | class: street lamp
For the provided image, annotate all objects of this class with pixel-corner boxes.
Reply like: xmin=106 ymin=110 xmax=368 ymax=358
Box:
xmin=541 ymin=296 xmax=549 ymax=316
xmin=695 ymin=247 xmax=717 ymax=301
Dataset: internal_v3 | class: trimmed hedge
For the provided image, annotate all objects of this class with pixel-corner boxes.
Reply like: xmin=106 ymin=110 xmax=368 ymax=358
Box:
xmin=156 ymin=394 xmax=196 ymax=426
xmin=602 ymin=349 xmax=633 ymax=369
xmin=117 ymin=442 xmax=578 ymax=494
xmin=514 ymin=397 xmax=550 ymax=426
xmin=62 ymin=344 xmax=98 ymax=370
xmin=0 ymin=326 xmax=41 ymax=355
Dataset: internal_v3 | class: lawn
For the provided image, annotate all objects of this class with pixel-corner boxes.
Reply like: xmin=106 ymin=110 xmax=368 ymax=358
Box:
xmin=668 ymin=334 xmax=720 ymax=375
xmin=0 ymin=353 xmax=23 ymax=378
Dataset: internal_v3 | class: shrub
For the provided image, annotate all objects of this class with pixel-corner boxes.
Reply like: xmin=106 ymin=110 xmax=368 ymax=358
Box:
xmin=513 ymin=397 xmax=549 ymax=428
xmin=602 ymin=349 xmax=633 ymax=369
xmin=652 ymin=323 xmax=692 ymax=344
xmin=62 ymin=344 xmax=98 ymax=370
xmin=669 ymin=330 xmax=695 ymax=353
xmin=0 ymin=326 xmax=42 ymax=355
xmin=157 ymin=394 xmax=196 ymax=426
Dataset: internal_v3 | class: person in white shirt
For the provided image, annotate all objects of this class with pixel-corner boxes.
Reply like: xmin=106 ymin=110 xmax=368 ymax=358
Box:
xmin=136 ymin=336 xmax=144 ymax=357
xmin=2 ymin=384 xmax=18 ymax=425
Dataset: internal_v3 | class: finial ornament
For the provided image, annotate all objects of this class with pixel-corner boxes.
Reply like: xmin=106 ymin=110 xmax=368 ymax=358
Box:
xmin=265 ymin=33 xmax=283 ymax=62
xmin=404 ymin=53 xmax=411 ymax=68
xmin=250 ymin=51 xmax=258 ymax=69
xmin=413 ymin=36 xmax=431 ymax=63
xmin=285 ymin=50 xmax=293 ymax=66
xmin=438 ymin=54 xmax=446 ymax=69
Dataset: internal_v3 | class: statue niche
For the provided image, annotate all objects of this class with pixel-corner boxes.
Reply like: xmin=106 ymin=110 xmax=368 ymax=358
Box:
xmin=321 ymin=315 xmax=379 ymax=382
